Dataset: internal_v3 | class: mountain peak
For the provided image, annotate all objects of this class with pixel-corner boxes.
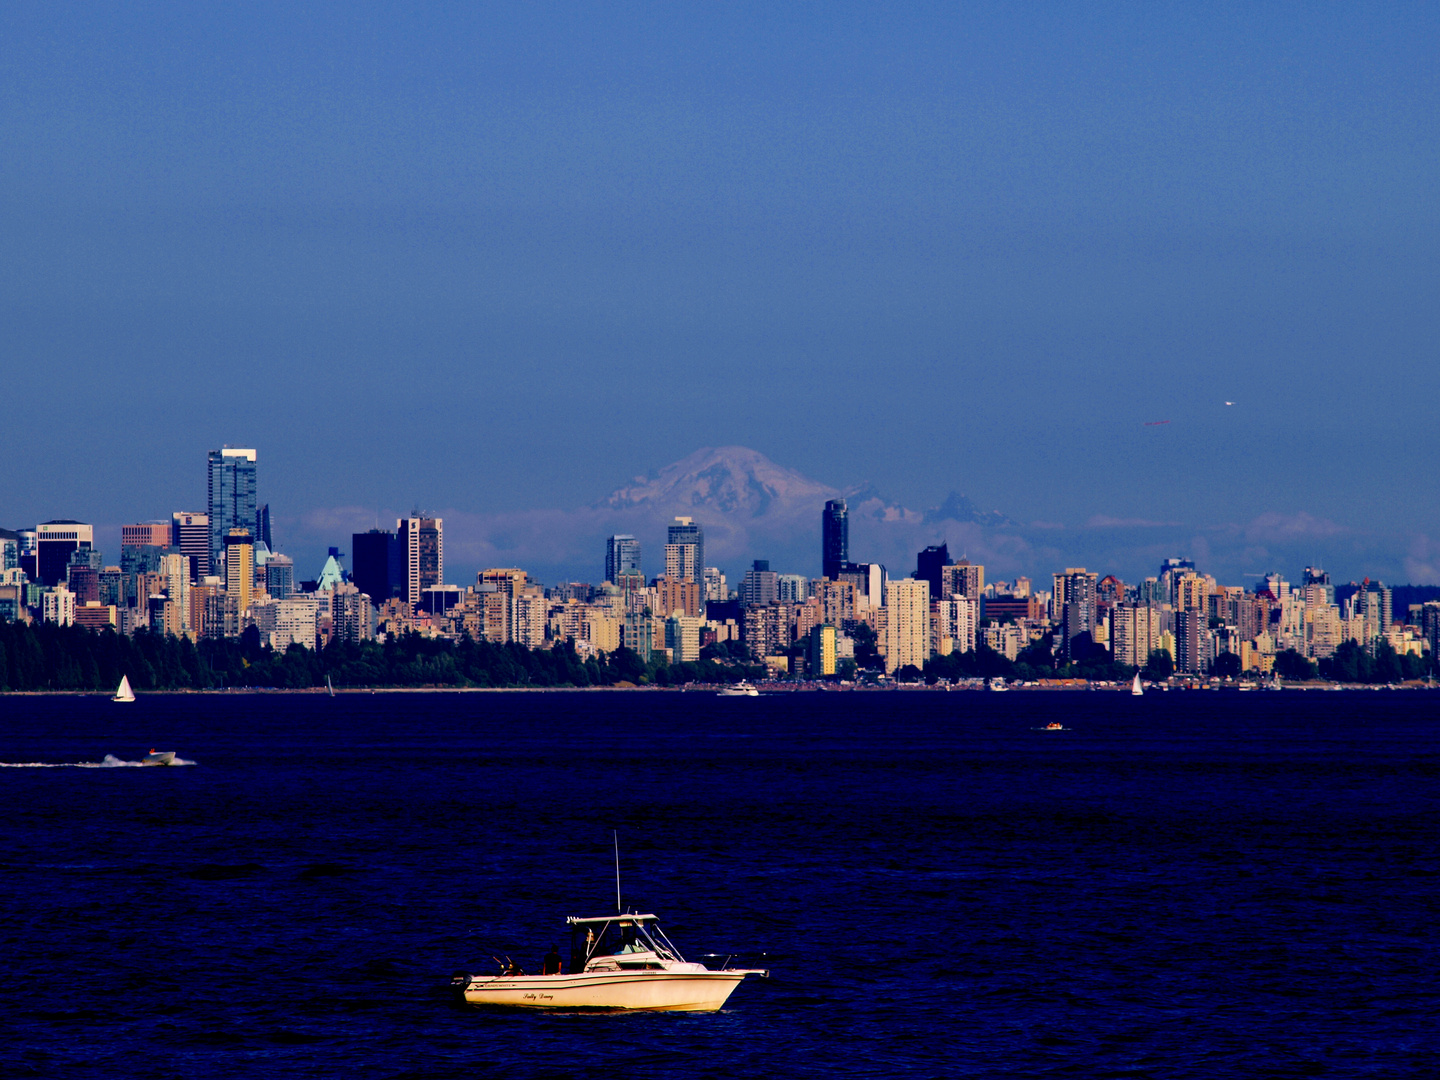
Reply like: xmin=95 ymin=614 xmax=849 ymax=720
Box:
xmin=597 ymin=446 xmax=839 ymax=519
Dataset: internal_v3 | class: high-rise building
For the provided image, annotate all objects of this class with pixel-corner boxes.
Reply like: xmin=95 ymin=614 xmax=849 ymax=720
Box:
xmin=654 ymin=576 xmax=703 ymax=619
xmin=940 ymin=561 xmax=984 ymax=602
xmin=809 ymin=624 xmax=838 ymax=677
xmin=224 ymin=528 xmax=254 ymax=615
xmin=739 ymin=561 xmax=779 ymax=607
xmin=37 ymin=521 xmax=94 ymax=587
xmin=256 ymin=504 xmax=272 ymax=551
xmin=1112 ymin=604 xmax=1163 ymax=668
xmin=915 ymin=544 xmax=949 ymax=602
xmin=171 ymin=512 xmax=210 ymax=581
xmin=121 ymin=523 xmax=171 ymax=550
xmin=208 ymin=448 xmax=257 ymax=576
xmin=703 ymin=567 xmax=727 ymax=602
xmin=883 ymin=577 xmax=931 ymax=674
xmin=822 ymin=499 xmax=848 ymax=581
xmin=265 ymin=554 xmax=295 ymax=600
xmin=665 ymin=517 xmax=704 ymax=584
xmin=352 ymin=529 xmax=402 ymax=604
xmin=1053 ymin=568 xmax=1099 ymax=661
xmin=605 ymin=535 xmax=641 ymax=584
xmin=398 ymin=517 xmax=443 ymax=604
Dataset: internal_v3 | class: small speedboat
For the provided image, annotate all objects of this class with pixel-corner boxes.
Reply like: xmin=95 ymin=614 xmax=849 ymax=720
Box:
xmin=453 ymin=912 xmax=768 ymax=1011
xmin=1037 ymin=722 xmax=1065 ymax=731
xmin=717 ymin=681 xmax=759 ymax=697
xmin=141 ymin=749 xmax=176 ymax=766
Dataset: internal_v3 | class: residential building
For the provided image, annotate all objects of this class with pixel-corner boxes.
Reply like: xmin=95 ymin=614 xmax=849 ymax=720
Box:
xmin=883 ymin=577 xmax=930 ymax=674
xmin=605 ymin=535 xmax=642 ymax=584
xmin=777 ymin=574 xmax=808 ymax=604
xmin=940 ymin=561 xmax=984 ymax=602
xmin=932 ymin=596 xmax=977 ymax=655
xmin=207 ymin=448 xmax=257 ymax=576
xmin=665 ymin=614 xmax=702 ymax=662
xmin=822 ymin=499 xmax=848 ymax=581
xmin=739 ymin=561 xmax=779 ymax=607
xmin=1112 ymin=604 xmax=1163 ymax=668
xmin=331 ymin=583 xmax=374 ymax=644
xmin=703 ymin=567 xmax=727 ymax=602
xmin=224 ymin=529 xmax=254 ymax=615
xmin=809 ymin=624 xmax=838 ymax=677
xmin=42 ymin=583 xmax=76 ymax=626
xmin=654 ymin=575 xmax=702 ymax=619
xmin=1053 ymin=568 xmax=1098 ymax=661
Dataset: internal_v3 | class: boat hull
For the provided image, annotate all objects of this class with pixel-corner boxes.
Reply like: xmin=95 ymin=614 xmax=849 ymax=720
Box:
xmin=141 ymin=752 xmax=176 ymax=766
xmin=455 ymin=969 xmax=755 ymax=1012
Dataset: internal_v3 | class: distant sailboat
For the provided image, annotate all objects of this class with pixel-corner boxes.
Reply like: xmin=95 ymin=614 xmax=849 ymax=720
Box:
xmin=326 ymin=675 xmax=335 ymax=698
xmin=1131 ymin=672 xmax=1143 ymax=696
xmin=113 ymin=676 xmax=136 ymax=703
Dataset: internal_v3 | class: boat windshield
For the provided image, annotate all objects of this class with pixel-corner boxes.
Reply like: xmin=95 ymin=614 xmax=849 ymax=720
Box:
xmin=568 ymin=916 xmax=684 ymax=971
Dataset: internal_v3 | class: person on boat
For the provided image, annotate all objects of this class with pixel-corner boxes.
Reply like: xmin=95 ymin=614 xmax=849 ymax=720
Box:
xmin=542 ymin=945 xmax=562 ymax=975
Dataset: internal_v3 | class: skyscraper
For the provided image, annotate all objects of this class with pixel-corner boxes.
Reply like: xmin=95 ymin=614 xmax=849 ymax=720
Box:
xmin=916 ymin=543 xmax=949 ymax=601
xmin=665 ymin=517 xmax=704 ymax=584
xmin=822 ymin=499 xmax=848 ymax=580
xmin=36 ymin=520 xmax=94 ymax=587
xmin=1053 ymin=567 xmax=1099 ymax=661
xmin=171 ymin=512 xmax=211 ymax=581
xmin=208 ymin=448 xmax=257 ymax=576
xmin=256 ymin=504 xmax=272 ymax=551
xmin=605 ymin=535 xmax=641 ymax=584
xmin=352 ymin=529 xmax=402 ymax=603
xmin=224 ymin=528 xmax=254 ymax=615
xmin=397 ymin=517 xmax=443 ymax=604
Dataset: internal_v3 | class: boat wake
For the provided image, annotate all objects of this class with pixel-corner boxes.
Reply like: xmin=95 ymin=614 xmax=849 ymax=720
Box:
xmin=0 ymin=755 xmax=197 ymax=768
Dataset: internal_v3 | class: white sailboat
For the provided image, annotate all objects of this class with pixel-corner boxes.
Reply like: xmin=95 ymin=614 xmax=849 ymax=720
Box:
xmin=326 ymin=675 xmax=335 ymax=698
xmin=113 ymin=676 xmax=136 ymax=703
xmin=1131 ymin=672 xmax=1143 ymax=696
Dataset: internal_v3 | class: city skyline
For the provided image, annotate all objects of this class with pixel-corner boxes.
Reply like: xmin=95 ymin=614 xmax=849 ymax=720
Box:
xmin=2 ymin=6 xmax=1436 ymax=592
xmin=12 ymin=443 xmax=1436 ymax=594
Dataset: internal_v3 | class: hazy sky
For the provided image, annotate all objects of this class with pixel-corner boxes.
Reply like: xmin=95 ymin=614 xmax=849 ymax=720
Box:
xmin=3 ymin=3 xmax=1437 ymax=584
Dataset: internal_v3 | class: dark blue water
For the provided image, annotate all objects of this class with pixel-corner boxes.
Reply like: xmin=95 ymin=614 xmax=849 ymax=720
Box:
xmin=2 ymin=690 xmax=1438 ymax=1078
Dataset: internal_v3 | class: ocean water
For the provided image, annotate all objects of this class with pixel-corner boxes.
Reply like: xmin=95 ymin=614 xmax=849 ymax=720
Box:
xmin=1 ymin=689 xmax=1437 ymax=1079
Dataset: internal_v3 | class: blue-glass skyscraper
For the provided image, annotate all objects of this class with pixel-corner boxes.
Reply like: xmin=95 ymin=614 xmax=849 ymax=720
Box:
xmin=207 ymin=448 xmax=257 ymax=575
xmin=605 ymin=534 xmax=641 ymax=583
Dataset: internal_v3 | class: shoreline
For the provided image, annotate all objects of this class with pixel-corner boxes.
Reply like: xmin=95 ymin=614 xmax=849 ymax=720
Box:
xmin=4 ymin=680 xmax=1435 ymax=696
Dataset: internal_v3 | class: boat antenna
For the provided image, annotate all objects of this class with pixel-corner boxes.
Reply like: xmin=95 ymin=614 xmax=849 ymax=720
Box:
xmin=614 ymin=830 xmax=621 ymax=914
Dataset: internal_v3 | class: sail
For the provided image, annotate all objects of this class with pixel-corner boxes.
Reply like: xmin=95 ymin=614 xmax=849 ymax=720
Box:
xmin=1131 ymin=673 xmax=1143 ymax=696
xmin=114 ymin=676 xmax=136 ymax=702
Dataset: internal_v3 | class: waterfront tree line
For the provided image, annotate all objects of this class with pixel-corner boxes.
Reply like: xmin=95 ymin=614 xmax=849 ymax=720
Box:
xmin=0 ymin=618 xmax=1429 ymax=693
xmin=0 ymin=619 xmax=770 ymax=692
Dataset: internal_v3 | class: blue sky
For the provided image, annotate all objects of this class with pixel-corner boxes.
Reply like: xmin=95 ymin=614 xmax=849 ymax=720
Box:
xmin=3 ymin=3 xmax=1437 ymax=585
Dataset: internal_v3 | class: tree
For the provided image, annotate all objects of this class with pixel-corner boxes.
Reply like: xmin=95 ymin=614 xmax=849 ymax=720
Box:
xmin=1142 ymin=649 xmax=1173 ymax=680
xmin=851 ymin=623 xmax=881 ymax=670
xmin=1274 ymin=649 xmax=1317 ymax=681
xmin=1213 ymin=651 xmax=1241 ymax=678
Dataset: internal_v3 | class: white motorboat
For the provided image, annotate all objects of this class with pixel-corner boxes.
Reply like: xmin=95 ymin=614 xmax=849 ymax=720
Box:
xmin=113 ymin=676 xmax=136 ymax=703
xmin=453 ymin=912 xmax=768 ymax=1012
xmin=988 ymin=677 xmax=1009 ymax=692
xmin=141 ymin=749 xmax=176 ymax=766
xmin=717 ymin=681 xmax=759 ymax=697
xmin=1131 ymin=672 xmax=1143 ymax=696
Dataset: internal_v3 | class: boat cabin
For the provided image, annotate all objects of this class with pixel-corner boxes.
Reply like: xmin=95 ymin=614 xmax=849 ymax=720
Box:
xmin=566 ymin=914 xmax=687 ymax=973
